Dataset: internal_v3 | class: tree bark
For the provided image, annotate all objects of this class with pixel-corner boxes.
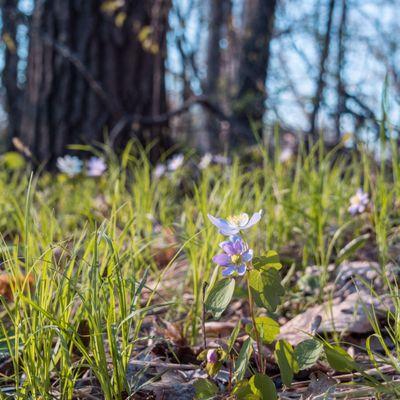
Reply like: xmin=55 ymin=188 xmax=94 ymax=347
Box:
xmin=231 ymin=0 xmax=277 ymax=146
xmin=20 ymin=0 xmax=171 ymax=164
xmin=1 ymin=0 xmax=21 ymax=148
xmin=309 ymin=0 xmax=335 ymax=139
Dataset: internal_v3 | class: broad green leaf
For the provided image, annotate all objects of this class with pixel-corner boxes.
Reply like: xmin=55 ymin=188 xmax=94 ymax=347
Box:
xmin=193 ymin=378 xmax=218 ymax=399
xmin=3 ymin=152 xmax=26 ymax=170
xmin=247 ymin=316 xmax=280 ymax=344
xmin=205 ymin=278 xmax=235 ymax=319
xmin=253 ymin=251 xmax=282 ymax=270
xmin=336 ymin=234 xmax=370 ymax=264
xmin=249 ymin=373 xmax=277 ymax=400
xmin=324 ymin=344 xmax=357 ymax=372
xmin=234 ymin=337 xmax=253 ymax=381
xmin=275 ymin=340 xmax=298 ymax=386
xmin=249 ymin=269 xmax=284 ymax=312
xmin=294 ymin=339 xmax=323 ymax=370
xmin=232 ymin=380 xmax=253 ymax=399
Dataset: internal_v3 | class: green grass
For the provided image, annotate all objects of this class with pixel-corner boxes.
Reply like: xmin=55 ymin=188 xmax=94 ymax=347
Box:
xmin=0 ymin=138 xmax=397 ymax=398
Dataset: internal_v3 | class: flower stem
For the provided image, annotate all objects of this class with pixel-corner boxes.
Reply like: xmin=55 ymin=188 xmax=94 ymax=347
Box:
xmin=246 ymin=275 xmax=264 ymax=374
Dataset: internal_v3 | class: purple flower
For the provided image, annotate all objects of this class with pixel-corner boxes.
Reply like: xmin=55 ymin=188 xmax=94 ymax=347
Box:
xmin=207 ymin=210 xmax=263 ymax=235
xmin=154 ymin=163 xmax=166 ymax=178
xmin=206 ymin=349 xmax=218 ymax=364
xmin=87 ymin=157 xmax=107 ymax=177
xmin=167 ymin=154 xmax=184 ymax=171
xmin=348 ymin=189 xmax=369 ymax=215
xmin=212 ymin=235 xmax=253 ymax=276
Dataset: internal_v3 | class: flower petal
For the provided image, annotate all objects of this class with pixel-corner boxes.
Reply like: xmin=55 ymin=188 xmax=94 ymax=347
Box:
xmin=243 ymin=210 xmax=263 ymax=229
xmin=236 ymin=264 xmax=247 ymax=276
xmin=212 ymin=253 xmax=231 ymax=266
xmin=220 ymin=241 xmax=236 ymax=255
xmin=233 ymin=238 xmax=244 ymax=254
xmin=221 ymin=266 xmax=235 ymax=276
xmin=220 ymin=227 xmax=240 ymax=235
xmin=242 ymin=249 xmax=253 ymax=262
xmin=208 ymin=214 xmax=235 ymax=232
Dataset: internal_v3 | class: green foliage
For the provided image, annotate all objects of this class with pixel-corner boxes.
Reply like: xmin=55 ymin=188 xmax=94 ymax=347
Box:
xmin=234 ymin=337 xmax=253 ymax=381
xmin=246 ymin=316 xmax=280 ymax=344
xmin=324 ymin=344 xmax=358 ymax=372
xmin=205 ymin=278 xmax=235 ymax=319
xmin=252 ymin=251 xmax=282 ymax=270
xmin=275 ymin=340 xmax=299 ymax=386
xmin=248 ymin=268 xmax=284 ymax=312
xmin=249 ymin=374 xmax=277 ymax=400
xmin=194 ymin=378 xmax=219 ymax=399
xmin=294 ymin=339 xmax=323 ymax=370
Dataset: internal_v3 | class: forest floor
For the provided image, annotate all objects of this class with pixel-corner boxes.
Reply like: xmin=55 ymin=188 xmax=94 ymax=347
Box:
xmin=0 ymin=141 xmax=398 ymax=399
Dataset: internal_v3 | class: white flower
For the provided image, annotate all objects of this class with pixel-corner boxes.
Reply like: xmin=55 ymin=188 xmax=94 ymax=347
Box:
xmin=199 ymin=153 xmax=213 ymax=170
xmin=348 ymin=189 xmax=369 ymax=215
xmin=279 ymin=147 xmax=293 ymax=163
xmin=207 ymin=210 xmax=263 ymax=236
xmin=154 ymin=163 xmax=167 ymax=178
xmin=57 ymin=155 xmax=83 ymax=177
xmin=213 ymin=154 xmax=230 ymax=165
xmin=87 ymin=157 xmax=107 ymax=177
xmin=167 ymin=154 xmax=184 ymax=171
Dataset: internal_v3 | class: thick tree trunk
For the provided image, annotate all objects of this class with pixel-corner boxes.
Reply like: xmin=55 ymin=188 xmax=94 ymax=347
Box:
xmin=1 ymin=0 xmax=21 ymax=148
xmin=201 ymin=0 xmax=225 ymax=153
xmin=231 ymin=0 xmax=277 ymax=146
xmin=20 ymin=0 xmax=171 ymax=164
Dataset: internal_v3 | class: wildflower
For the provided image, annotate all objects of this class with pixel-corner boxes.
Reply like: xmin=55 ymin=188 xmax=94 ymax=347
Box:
xmin=213 ymin=154 xmax=230 ymax=165
xmin=279 ymin=147 xmax=294 ymax=163
xmin=207 ymin=210 xmax=263 ymax=235
xmin=199 ymin=153 xmax=213 ymax=170
xmin=348 ymin=189 xmax=369 ymax=215
xmin=213 ymin=235 xmax=253 ymax=276
xmin=154 ymin=163 xmax=166 ymax=178
xmin=167 ymin=154 xmax=184 ymax=171
xmin=87 ymin=157 xmax=107 ymax=177
xmin=57 ymin=155 xmax=83 ymax=177
xmin=206 ymin=349 xmax=218 ymax=364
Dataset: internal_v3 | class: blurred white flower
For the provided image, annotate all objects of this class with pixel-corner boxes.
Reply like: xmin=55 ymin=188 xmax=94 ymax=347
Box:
xmin=57 ymin=155 xmax=83 ymax=177
xmin=213 ymin=154 xmax=230 ymax=165
xmin=348 ymin=189 xmax=369 ymax=215
xmin=199 ymin=153 xmax=213 ymax=169
xmin=167 ymin=154 xmax=184 ymax=171
xmin=87 ymin=157 xmax=107 ymax=177
xmin=279 ymin=147 xmax=294 ymax=163
xmin=154 ymin=163 xmax=167 ymax=178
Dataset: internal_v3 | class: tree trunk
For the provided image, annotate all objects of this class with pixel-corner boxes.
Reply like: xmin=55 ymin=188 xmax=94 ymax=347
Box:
xmin=334 ymin=0 xmax=347 ymax=142
xmin=1 ymin=0 xmax=21 ymax=148
xmin=201 ymin=0 xmax=225 ymax=153
xmin=309 ymin=0 xmax=335 ymax=139
xmin=20 ymin=0 xmax=171 ymax=164
xmin=231 ymin=0 xmax=277 ymax=146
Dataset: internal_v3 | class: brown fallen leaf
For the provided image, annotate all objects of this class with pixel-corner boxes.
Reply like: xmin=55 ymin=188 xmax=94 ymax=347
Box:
xmin=0 ymin=273 xmax=35 ymax=302
xmin=301 ymin=371 xmax=338 ymax=399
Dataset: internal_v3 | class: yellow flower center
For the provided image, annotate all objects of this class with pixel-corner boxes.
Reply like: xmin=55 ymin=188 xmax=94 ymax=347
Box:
xmin=231 ymin=254 xmax=241 ymax=264
xmin=227 ymin=213 xmax=249 ymax=226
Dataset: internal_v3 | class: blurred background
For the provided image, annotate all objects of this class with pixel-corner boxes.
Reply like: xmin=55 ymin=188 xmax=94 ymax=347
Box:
xmin=0 ymin=0 xmax=399 ymax=164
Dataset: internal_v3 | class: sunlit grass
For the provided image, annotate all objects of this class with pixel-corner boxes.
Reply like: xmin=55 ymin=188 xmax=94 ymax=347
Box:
xmin=0 ymin=136 xmax=397 ymax=397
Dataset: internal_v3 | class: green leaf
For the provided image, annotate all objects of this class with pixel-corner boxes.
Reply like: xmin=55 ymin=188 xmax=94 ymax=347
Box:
xmin=227 ymin=320 xmax=241 ymax=353
xmin=336 ymin=234 xmax=370 ymax=264
xmin=249 ymin=373 xmax=277 ymax=400
xmin=205 ymin=278 xmax=235 ymax=319
xmin=275 ymin=340 xmax=298 ymax=386
xmin=3 ymin=152 xmax=26 ymax=170
xmin=249 ymin=269 xmax=284 ymax=312
xmin=193 ymin=378 xmax=219 ymax=399
xmin=234 ymin=337 xmax=253 ymax=381
xmin=253 ymin=251 xmax=282 ymax=270
xmin=324 ymin=344 xmax=357 ymax=372
xmin=294 ymin=339 xmax=323 ymax=370
xmin=248 ymin=316 xmax=280 ymax=344
xmin=232 ymin=380 xmax=253 ymax=399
